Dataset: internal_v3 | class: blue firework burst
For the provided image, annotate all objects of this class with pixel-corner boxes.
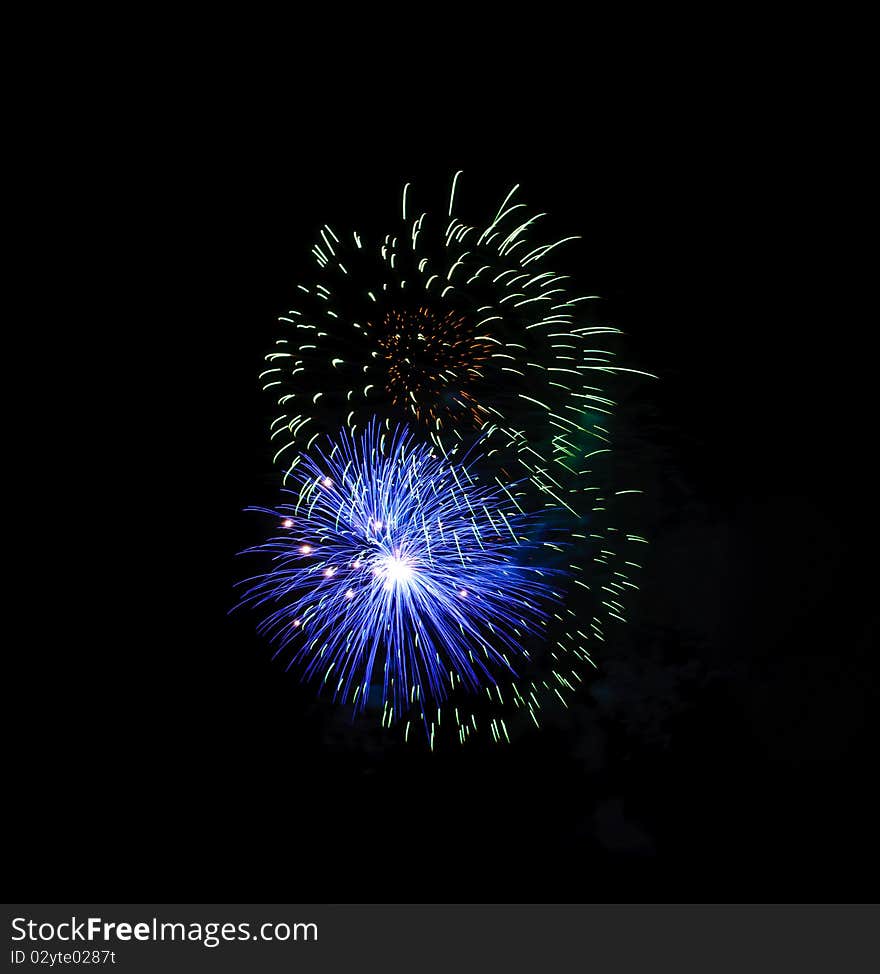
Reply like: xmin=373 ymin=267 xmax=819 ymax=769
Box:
xmin=236 ymin=420 xmax=566 ymax=730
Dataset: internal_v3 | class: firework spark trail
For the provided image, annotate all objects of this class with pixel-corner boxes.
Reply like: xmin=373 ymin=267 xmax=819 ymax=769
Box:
xmin=235 ymin=420 xmax=567 ymax=733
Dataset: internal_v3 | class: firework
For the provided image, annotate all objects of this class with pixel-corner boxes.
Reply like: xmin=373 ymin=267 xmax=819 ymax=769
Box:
xmin=236 ymin=420 xmax=569 ymax=737
xmin=242 ymin=174 xmax=653 ymax=745
xmin=262 ymin=175 xmax=652 ymax=522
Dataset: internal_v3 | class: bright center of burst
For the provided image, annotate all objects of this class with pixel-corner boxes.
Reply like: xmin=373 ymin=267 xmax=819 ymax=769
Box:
xmin=379 ymin=553 xmax=414 ymax=589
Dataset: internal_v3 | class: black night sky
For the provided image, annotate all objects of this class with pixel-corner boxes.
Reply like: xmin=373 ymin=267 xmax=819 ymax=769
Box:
xmin=14 ymin=84 xmax=877 ymax=905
